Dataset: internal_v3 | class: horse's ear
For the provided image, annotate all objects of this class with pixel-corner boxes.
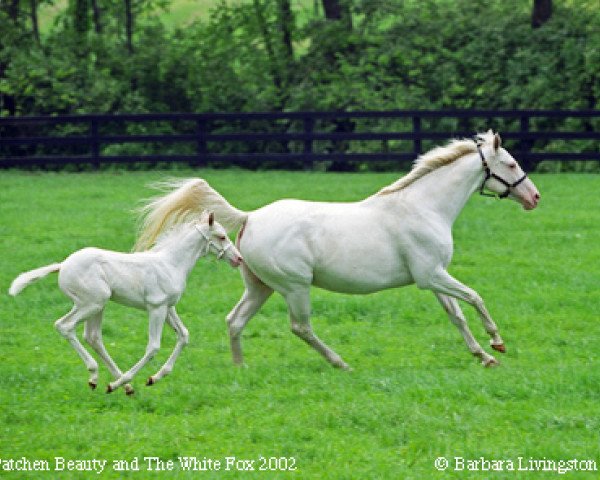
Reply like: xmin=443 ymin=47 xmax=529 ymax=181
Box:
xmin=493 ymin=133 xmax=502 ymax=151
xmin=208 ymin=212 xmax=214 ymax=227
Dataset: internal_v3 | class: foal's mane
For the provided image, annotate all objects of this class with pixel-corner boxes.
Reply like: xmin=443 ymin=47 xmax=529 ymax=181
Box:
xmin=149 ymin=220 xmax=200 ymax=251
xmin=375 ymin=132 xmax=492 ymax=196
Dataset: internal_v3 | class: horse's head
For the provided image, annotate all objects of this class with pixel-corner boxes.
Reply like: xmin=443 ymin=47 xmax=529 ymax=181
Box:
xmin=198 ymin=212 xmax=243 ymax=267
xmin=478 ymin=132 xmax=540 ymax=210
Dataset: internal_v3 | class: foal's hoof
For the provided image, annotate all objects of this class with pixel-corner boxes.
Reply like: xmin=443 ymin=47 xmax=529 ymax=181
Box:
xmin=88 ymin=381 xmax=97 ymax=390
xmin=491 ymin=343 xmax=506 ymax=353
xmin=146 ymin=376 xmax=155 ymax=387
xmin=332 ymin=360 xmax=352 ymax=371
xmin=106 ymin=384 xmax=115 ymax=394
xmin=125 ymin=385 xmax=135 ymax=396
xmin=483 ymin=357 xmax=499 ymax=368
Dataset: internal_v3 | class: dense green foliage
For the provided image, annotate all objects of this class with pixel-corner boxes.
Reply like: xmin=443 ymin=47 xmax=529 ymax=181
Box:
xmin=2 ymin=0 xmax=599 ymax=115
xmin=1 ymin=170 xmax=599 ymax=478
xmin=1 ymin=1 xmax=599 ymax=170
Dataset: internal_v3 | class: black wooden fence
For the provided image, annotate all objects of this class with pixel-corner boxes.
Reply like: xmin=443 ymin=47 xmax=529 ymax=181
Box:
xmin=1 ymin=110 xmax=598 ymax=170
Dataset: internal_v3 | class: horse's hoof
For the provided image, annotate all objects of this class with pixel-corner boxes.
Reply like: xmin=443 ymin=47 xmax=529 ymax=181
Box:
xmin=88 ymin=381 xmax=97 ymax=390
xmin=125 ymin=388 xmax=135 ymax=396
xmin=491 ymin=343 xmax=506 ymax=353
xmin=146 ymin=376 xmax=155 ymax=386
xmin=483 ymin=357 xmax=499 ymax=368
xmin=106 ymin=384 xmax=115 ymax=394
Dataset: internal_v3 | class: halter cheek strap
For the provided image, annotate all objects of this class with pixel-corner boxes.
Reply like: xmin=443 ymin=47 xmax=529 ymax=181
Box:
xmin=476 ymin=141 xmax=527 ymax=199
xmin=195 ymin=225 xmax=232 ymax=259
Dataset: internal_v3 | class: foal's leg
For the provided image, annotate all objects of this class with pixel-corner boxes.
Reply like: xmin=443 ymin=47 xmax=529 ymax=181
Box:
xmin=107 ymin=305 xmax=167 ymax=393
xmin=426 ymin=269 xmax=505 ymax=357
xmin=435 ymin=293 xmax=498 ymax=367
xmin=55 ymin=305 xmax=101 ymax=387
xmin=284 ymin=288 xmax=350 ymax=370
xmin=83 ymin=312 xmax=134 ymax=395
xmin=226 ymin=265 xmax=273 ymax=365
xmin=147 ymin=307 xmax=189 ymax=386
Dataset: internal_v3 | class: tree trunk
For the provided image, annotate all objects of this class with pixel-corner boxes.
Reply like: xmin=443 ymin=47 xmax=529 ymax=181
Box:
xmin=124 ymin=0 xmax=133 ymax=54
xmin=532 ymin=0 xmax=552 ymax=28
xmin=321 ymin=0 xmax=351 ymax=29
xmin=91 ymin=0 xmax=102 ymax=34
xmin=30 ymin=0 xmax=39 ymax=43
xmin=73 ymin=0 xmax=90 ymax=35
xmin=8 ymin=0 xmax=19 ymax=22
xmin=276 ymin=0 xmax=294 ymax=85
xmin=253 ymin=0 xmax=283 ymax=100
xmin=277 ymin=0 xmax=293 ymax=65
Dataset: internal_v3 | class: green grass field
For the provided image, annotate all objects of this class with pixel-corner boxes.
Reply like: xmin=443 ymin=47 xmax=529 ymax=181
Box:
xmin=1 ymin=170 xmax=599 ymax=479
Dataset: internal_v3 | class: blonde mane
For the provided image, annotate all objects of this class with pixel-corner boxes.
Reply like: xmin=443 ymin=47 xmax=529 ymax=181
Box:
xmin=375 ymin=132 xmax=493 ymax=196
xmin=149 ymin=221 xmax=198 ymax=252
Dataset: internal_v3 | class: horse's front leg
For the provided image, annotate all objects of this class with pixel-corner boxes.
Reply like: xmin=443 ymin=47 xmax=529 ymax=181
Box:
xmin=423 ymin=269 xmax=505 ymax=365
xmin=146 ymin=307 xmax=189 ymax=386
xmin=107 ymin=305 xmax=167 ymax=393
xmin=435 ymin=293 xmax=498 ymax=367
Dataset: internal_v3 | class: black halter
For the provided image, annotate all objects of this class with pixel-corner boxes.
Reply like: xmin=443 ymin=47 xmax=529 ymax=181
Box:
xmin=476 ymin=140 xmax=527 ymax=199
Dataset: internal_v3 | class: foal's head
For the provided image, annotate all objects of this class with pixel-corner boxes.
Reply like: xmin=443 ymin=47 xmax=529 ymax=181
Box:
xmin=197 ymin=212 xmax=243 ymax=267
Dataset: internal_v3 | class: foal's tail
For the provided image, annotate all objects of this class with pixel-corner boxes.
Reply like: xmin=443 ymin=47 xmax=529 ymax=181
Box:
xmin=9 ymin=263 xmax=61 ymax=296
xmin=135 ymin=178 xmax=248 ymax=251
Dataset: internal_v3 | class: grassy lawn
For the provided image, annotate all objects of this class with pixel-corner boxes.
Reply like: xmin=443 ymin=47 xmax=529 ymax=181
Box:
xmin=1 ymin=169 xmax=599 ymax=478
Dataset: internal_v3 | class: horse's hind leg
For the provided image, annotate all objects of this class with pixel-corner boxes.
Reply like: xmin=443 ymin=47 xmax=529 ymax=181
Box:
xmin=83 ymin=312 xmax=134 ymax=395
xmin=147 ymin=307 xmax=189 ymax=386
xmin=435 ymin=293 xmax=498 ymax=367
xmin=226 ymin=265 xmax=273 ymax=365
xmin=284 ymin=288 xmax=350 ymax=370
xmin=55 ymin=305 xmax=102 ymax=387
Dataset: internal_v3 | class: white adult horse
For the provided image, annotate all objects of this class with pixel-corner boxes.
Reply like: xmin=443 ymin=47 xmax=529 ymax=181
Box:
xmin=135 ymin=132 xmax=540 ymax=369
xmin=10 ymin=212 xmax=243 ymax=394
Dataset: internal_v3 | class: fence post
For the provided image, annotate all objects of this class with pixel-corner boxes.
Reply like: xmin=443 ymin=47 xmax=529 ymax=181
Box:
xmin=519 ymin=115 xmax=532 ymax=171
xmin=195 ymin=117 xmax=208 ymax=168
xmin=303 ymin=116 xmax=314 ymax=170
xmin=412 ymin=116 xmax=422 ymax=159
xmin=90 ymin=118 xmax=100 ymax=170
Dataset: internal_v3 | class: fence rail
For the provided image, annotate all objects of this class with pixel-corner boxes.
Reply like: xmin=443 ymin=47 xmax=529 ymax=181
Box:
xmin=1 ymin=110 xmax=599 ymax=170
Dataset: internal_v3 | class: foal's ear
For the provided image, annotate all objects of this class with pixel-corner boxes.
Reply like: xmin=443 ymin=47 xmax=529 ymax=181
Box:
xmin=208 ymin=212 xmax=214 ymax=227
xmin=493 ymin=133 xmax=502 ymax=151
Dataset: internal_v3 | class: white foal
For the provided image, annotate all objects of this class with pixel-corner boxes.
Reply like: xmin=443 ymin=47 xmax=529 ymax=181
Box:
xmin=9 ymin=212 xmax=242 ymax=394
xmin=135 ymin=132 xmax=540 ymax=370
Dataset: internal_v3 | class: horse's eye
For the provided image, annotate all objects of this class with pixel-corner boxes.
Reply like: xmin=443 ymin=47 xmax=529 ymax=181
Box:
xmin=509 ymin=163 xmax=517 ymax=169
xmin=218 ymin=235 xmax=226 ymax=241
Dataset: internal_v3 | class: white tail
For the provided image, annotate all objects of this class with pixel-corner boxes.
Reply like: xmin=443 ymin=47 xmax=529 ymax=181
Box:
xmin=135 ymin=178 xmax=248 ymax=251
xmin=9 ymin=263 xmax=62 ymax=296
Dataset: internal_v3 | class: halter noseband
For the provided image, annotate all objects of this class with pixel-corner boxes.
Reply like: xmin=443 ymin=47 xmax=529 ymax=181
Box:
xmin=475 ymin=139 xmax=527 ymax=199
xmin=195 ymin=225 xmax=232 ymax=259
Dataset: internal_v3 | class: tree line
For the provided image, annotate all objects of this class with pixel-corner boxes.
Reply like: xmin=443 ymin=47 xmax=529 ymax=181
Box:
xmin=0 ymin=0 xmax=598 ymax=170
